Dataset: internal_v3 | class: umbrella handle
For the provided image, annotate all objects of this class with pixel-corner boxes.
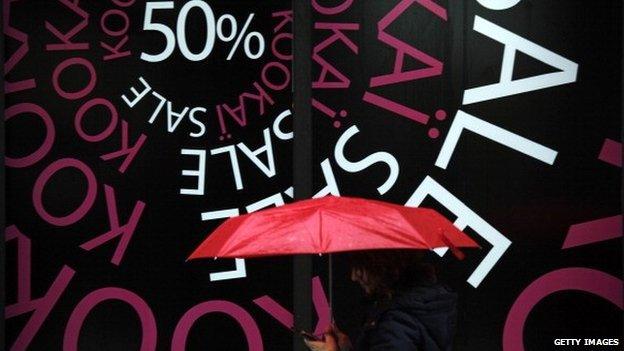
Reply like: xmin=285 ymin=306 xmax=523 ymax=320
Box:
xmin=328 ymin=253 xmax=333 ymax=311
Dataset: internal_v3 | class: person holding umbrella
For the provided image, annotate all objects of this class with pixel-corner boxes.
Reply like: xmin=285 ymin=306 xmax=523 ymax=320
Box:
xmin=189 ymin=196 xmax=476 ymax=351
xmin=304 ymin=250 xmax=457 ymax=351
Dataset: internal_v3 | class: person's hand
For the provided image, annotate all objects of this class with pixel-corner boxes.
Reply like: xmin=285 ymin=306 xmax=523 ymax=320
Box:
xmin=303 ymin=322 xmax=352 ymax=351
xmin=304 ymin=332 xmax=338 ymax=351
xmin=329 ymin=322 xmax=352 ymax=350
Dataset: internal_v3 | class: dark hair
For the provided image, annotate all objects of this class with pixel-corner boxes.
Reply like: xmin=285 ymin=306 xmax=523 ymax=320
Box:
xmin=349 ymin=249 xmax=437 ymax=298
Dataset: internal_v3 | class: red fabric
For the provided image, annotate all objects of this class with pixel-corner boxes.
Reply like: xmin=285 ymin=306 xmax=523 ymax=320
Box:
xmin=189 ymin=196 xmax=479 ymax=259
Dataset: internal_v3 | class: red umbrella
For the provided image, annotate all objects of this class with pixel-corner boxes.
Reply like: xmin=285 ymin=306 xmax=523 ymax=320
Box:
xmin=188 ymin=196 xmax=478 ymax=260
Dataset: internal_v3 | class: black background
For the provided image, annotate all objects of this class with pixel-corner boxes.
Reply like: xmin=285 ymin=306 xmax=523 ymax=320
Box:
xmin=5 ymin=0 xmax=623 ymax=350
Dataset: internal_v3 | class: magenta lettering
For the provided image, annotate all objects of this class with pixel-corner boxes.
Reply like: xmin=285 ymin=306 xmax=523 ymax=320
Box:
xmin=64 ymin=287 xmax=157 ymax=351
xmin=75 ymin=98 xmax=119 ymax=142
xmin=312 ymin=0 xmax=354 ymax=15
xmin=261 ymin=61 xmax=291 ymax=91
xmin=45 ymin=0 xmax=90 ymax=51
xmin=5 ymin=103 xmax=55 ymax=168
xmin=80 ymin=185 xmax=146 ymax=265
xmin=5 ymin=226 xmax=76 ymax=351
xmin=4 ymin=0 xmax=37 ymax=93
xmin=254 ymin=277 xmax=331 ymax=336
xmin=172 ymin=301 xmax=263 ymax=351
xmin=100 ymin=120 xmax=148 ymax=174
xmin=52 ymin=57 xmax=97 ymax=100
xmin=503 ymin=268 xmax=623 ymax=351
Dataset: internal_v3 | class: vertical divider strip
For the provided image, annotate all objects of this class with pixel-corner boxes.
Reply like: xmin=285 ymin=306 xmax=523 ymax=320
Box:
xmin=293 ymin=0 xmax=313 ymax=349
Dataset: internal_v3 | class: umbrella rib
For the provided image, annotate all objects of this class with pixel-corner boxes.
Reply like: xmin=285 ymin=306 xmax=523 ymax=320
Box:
xmin=325 ymin=207 xmax=434 ymax=249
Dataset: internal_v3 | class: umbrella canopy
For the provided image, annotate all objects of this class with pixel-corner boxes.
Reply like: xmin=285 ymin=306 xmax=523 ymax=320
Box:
xmin=189 ymin=196 xmax=478 ymax=260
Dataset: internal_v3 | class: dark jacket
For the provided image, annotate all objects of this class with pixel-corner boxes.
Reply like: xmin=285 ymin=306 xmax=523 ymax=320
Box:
xmin=353 ymin=284 xmax=457 ymax=351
